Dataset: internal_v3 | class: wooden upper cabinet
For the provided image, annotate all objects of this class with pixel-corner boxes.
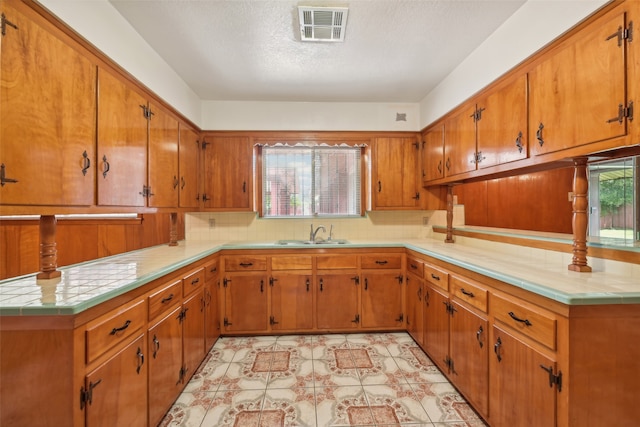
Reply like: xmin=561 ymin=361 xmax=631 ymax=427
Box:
xmin=0 ymin=2 xmax=96 ymax=206
xmin=178 ymin=126 xmax=201 ymax=209
xmin=97 ymin=68 xmax=148 ymax=207
xmin=372 ymin=137 xmax=421 ymax=210
xmin=444 ymin=103 xmax=477 ymax=178
xmin=202 ymin=135 xmax=253 ymax=211
xmin=476 ymin=74 xmax=528 ymax=168
xmin=422 ymin=124 xmax=445 ymax=183
xmin=529 ymin=9 xmax=628 ymax=156
xmin=147 ymin=103 xmax=179 ymax=208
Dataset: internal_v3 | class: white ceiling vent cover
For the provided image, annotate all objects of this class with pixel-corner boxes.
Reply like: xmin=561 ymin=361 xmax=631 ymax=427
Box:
xmin=298 ymin=6 xmax=348 ymax=42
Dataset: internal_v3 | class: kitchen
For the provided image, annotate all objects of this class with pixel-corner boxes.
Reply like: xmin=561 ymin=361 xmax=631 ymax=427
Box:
xmin=1 ymin=0 xmax=639 ymax=426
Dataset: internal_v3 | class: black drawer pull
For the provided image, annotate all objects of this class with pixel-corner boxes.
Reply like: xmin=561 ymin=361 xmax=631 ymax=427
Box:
xmin=191 ymin=277 xmax=200 ymax=285
xmin=460 ymin=288 xmax=475 ymax=298
xmin=375 ymin=260 xmax=388 ymax=265
xmin=494 ymin=337 xmax=503 ymax=362
xmin=109 ymin=319 xmax=131 ymax=335
xmin=431 ymin=273 xmax=440 ymax=281
xmin=410 ymin=263 xmax=418 ymax=270
xmin=161 ymin=294 xmax=174 ymax=304
xmin=508 ymin=311 xmax=532 ymax=326
xmin=239 ymin=262 xmax=253 ymax=267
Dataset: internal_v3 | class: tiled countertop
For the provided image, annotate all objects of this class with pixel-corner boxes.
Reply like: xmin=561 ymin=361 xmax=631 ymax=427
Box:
xmin=1 ymin=238 xmax=638 ymax=316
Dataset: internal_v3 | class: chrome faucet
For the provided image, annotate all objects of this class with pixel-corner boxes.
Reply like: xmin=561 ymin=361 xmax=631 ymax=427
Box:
xmin=310 ymin=224 xmax=326 ymax=242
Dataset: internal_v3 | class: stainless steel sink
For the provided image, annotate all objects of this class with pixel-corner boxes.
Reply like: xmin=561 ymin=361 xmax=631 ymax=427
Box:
xmin=276 ymin=239 xmax=349 ymax=245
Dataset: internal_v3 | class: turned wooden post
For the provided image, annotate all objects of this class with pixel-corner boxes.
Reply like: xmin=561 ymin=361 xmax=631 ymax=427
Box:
xmin=169 ymin=212 xmax=178 ymax=246
xmin=37 ymin=215 xmax=61 ymax=280
xmin=445 ymin=184 xmax=454 ymax=243
xmin=568 ymin=157 xmax=592 ymax=272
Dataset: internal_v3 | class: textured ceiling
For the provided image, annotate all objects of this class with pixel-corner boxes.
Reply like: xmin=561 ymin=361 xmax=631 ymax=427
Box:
xmin=109 ymin=0 xmax=526 ymax=103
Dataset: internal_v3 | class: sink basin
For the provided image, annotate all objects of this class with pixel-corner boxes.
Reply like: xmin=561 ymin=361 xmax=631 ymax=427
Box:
xmin=276 ymin=239 xmax=349 ymax=246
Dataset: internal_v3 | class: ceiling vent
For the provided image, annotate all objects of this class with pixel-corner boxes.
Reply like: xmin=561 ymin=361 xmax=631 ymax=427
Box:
xmin=298 ymin=6 xmax=348 ymax=42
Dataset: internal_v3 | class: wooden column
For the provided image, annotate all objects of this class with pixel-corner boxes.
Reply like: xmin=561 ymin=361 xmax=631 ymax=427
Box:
xmin=568 ymin=157 xmax=592 ymax=272
xmin=445 ymin=184 xmax=454 ymax=243
xmin=36 ymin=215 xmax=61 ymax=280
xmin=169 ymin=212 xmax=178 ymax=246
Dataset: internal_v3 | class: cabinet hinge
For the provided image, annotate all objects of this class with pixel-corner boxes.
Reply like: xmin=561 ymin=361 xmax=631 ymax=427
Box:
xmin=351 ymin=276 xmax=360 ymax=285
xmin=540 ymin=365 xmax=563 ymax=392
xmin=223 ymin=278 xmax=230 ymax=287
xmin=395 ymin=275 xmax=403 ymax=284
xmin=177 ymin=366 xmax=188 ymax=385
xmin=269 ymin=277 xmax=278 ymax=287
xmin=351 ymin=314 xmax=360 ymax=324
xmin=223 ymin=317 xmax=232 ymax=327
xmin=607 ymin=101 xmax=634 ymax=124
xmin=412 ymin=192 xmax=420 ymax=200
xmin=0 ymin=163 xmax=19 ymax=186
xmin=270 ymin=316 xmax=279 ymax=326
xmin=201 ymin=140 xmax=211 ymax=150
xmin=79 ymin=379 xmax=102 ymax=410
xmin=470 ymin=107 xmax=485 ymax=122
xmin=395 ymin=313 xmax=404 ymax=322
xmin=606 ymin=21 xmax=633 ymax=47
xmin=1 ymin=13 xmax=18 ymax=36
xmin=443 ymin=301 xmax=456 ymax=316
xmin=177 ymin=307 xmax=188 ymax=322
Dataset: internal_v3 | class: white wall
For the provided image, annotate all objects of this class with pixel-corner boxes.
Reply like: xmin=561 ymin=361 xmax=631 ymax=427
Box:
xmin=37 ymin=0 xmax=202 ymax=126
xmin=419 ymin=0 xmax=609 ymax=128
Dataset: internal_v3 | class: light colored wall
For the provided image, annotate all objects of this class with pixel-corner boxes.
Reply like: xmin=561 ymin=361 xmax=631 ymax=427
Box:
xmin=185 ymin=207 xmax=465 ymax=242
xmin=37 ymin=0 xmax=202 ymax=126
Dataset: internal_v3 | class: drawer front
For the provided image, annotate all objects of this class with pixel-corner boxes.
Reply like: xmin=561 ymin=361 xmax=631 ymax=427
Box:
xmin=204 ymin=259 xmax=219 ymax=282
xmin=316 ymin=255 xmax=358 ymax=269
xmin=148 ymin=279 xmax=182 ymax=321
xmin=271 ymin=255 xmax=312 ymax=270
xmin=361 ymin=254 xmax=402 ymax=269
xmin=406 ymin=257 xmax=424 ymax=277
xmin=491 ymin=293 xmax=557 ymax=350
xmin=224 ymin=256 xmax=268 ymax=271
xmin=424 ymin=264 xmax=449 ymax=291
xmin=450 ymin=275 xmax=488 ymax=313
xmin=183 ymin=268 xmax=205 ymax=297
xmin=86 ymin=299 xmax=146 ymax=363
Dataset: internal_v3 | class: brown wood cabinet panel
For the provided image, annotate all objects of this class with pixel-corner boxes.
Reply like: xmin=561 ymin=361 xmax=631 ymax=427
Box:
xmin=316 ymin=273 xmax=359 ymax=330
xmin=424 ymin=264 xmax=448 ymax=291
xmin=372 ymin=137 xmax=421 ymax=209
xmin=271 ymin=255 xmax=313 ymax=270
xmin=202 ymin=136 xmax=252 ymax=210
xmin=450 ymin=275 xmax=488 ymax=313
xmin=0 ymin=2 xmax=96 ymax=206
xmin=182 ymin=290 xmax=206 ymax=380
xmin=85 ymin=334 xmax=148 ymax=427
xmin=423 ymin=283 xmax=449 ymax=372
xmin=223 ymin=274 xmax=268 ymax=332
xmin=492 ymin=293 xmax=557 ymax=350
xmin=148 ymin=279 xmax=182 ymax=321
xmin=270 ymin=273 xmax=313 ymax=331
xmin=204 ymin=278 xmax=220 ymax=351
xmin=179 ymin=126 xmax=201 ymax=208
xmin=316 ymin=254 xmax=357 ymax=269
xmin=182 ymin=268 xmax=205 ymax=298
xmin=360 ymin=254 xmax=402 ymax=269
xmin=422 ymin=125 xmax=445 ymax=182
xmin=224 ymin=256 xmax=268 ymax=271
xmin=361 ymin=272 xmax=404 ymax=328
xmin=97 ymin=68 xmax=148 ymax=207
xmin=444 ymin=104 xmax=477 ymax=177
xmin=148 ymin=103 xmax=179 ymax=208
xmin=406 ymin=270 xmax=424 ymax=347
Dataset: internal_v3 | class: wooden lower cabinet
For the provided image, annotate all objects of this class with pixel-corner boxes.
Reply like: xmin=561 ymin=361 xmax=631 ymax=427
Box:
xmin=182 ymin=290 xmax=206 ymax=381
xmin=84 ymin=334 xmax=148 ymax=427
xmin=361 ymin=272 xmax=404 ymax=328
xmin=316 ymin=272 xmax=360 ymax=330
xmin=405 ymin=269 xmax=424 ymax=347
xmin=489 ymin=325 xmax=556 ymax=427
xmin=422 ymin=282 xmax=450 ymax=372
xmin=270 ymin=273 xmax=313 ymax=331
xmin=223 ymin=273 xmax=268 ymax=333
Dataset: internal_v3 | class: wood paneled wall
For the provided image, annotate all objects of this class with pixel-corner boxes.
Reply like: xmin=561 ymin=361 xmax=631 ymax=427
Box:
xmin=454 ymin=167 xmax=574 ymax=234
xmin=0 ymin=213 xmax=185 ymax=280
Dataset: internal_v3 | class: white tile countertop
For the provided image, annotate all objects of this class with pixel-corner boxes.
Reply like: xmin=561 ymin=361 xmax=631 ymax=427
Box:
xmin=1 ymin=237 xmax=638 ymax=316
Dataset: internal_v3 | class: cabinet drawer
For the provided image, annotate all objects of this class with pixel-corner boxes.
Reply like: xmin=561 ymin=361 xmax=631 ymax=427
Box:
xmin=183 ymin=268 xmax=205 ymax=297
xmin=361 ymin=254 xmax=402 ymax=269
xmin=224 ymin=256 xmax=268 ymax=271
xmin=271 ymin=255 xmax=312 ymax=270
xmin=424 ymin=264 xmax=449 ymax=291
xmin=406 ymin=257 xmax=424 ymax=277
xmin=491 ymin=293 xmax=557 ymax=350
xmin=148 ymin=279 xmax=181 ymax=321
xmin=316 ymin=255 xmax=358 ymax=269
xmin=204 ymin=259 xmax=219 ymax=282
xmin=86 ymin=299 xmax=146 ymax=364
xmin=450 ymin=275 xmax=488 ymax=313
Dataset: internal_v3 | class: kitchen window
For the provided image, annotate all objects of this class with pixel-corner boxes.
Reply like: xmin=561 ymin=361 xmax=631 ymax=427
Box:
xmin=258 ymin=144 xmax=364 ymax=217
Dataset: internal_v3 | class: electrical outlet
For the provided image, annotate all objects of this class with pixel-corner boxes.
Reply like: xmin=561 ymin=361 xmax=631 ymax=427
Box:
xmin=209 ymin=218 xmax=216 ymax=228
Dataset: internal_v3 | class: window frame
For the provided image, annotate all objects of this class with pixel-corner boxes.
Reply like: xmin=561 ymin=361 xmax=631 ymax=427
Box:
xmin=255 ymin=140 xmax=368 ymax=218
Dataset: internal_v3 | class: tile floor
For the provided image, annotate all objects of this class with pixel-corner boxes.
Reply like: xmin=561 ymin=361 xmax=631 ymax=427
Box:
xmin=160 ymin=332 xmax=488 ymax=427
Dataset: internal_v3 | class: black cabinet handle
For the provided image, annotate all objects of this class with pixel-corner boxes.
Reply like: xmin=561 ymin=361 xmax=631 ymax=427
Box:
xmin=364 ymin=278 xmax=368 ymax=290
xmin=375 ymin=260 xmax=388 ymax=265
xmin=81 ymin=151 xmax=91 ymax=176
xmin=460 ymin=288 xmax=475 ymax=298
xmin=431 ymin=273 xmax=440 ymax=281
xmin=319 ymin=278 xmax=323 ymax=292
xmin=536 ymin=123 xmax=545 ymax=146
xmin=239 ymin=262 xmax=253 ymax=268
xmin=191 ymin=278 xmax=200 ymax=285
xmin=476 ymin=326 xmax=484 ymax=348
xmin=102 ymin=155 xmax=110 ymax=179
xmin=152 ymin=335 xmax=160 ymax=359
xmin=173 ymin=175 xmax=179 ymax=189
xmin=136 ymin=347 xmax=144 ymax=374
xmin=508 ymin=311 xmax=532 ymax=326
xmin=161 ymin=293 xmax=174 ymax=304
xmin=109 ymin=319 xmax=131 ymax=335
xmin=494 ymin=337 xmax=503 ymax=362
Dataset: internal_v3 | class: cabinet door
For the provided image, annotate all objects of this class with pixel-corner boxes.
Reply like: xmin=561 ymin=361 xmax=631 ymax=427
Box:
xmin=406 ymin=272 xmax=424 ymax=347
xmin=270 ymin=273 xmax=313 ymax=331
xmin=423 ymin=284 xmax=449 ymax=372
xmin=316 ymin=273 xmax=359 ymax=330
xmin=223 ymin=275 xmax=268 ymax=332
xmin=97 ymin=68 xmax=148 ymax=206
xmin=202 ymin=136 xmax=252 ymax=210
xmin=0 ymin=3 xmax=96 ymax=206
xmin=450 ymin=301 xmax=488 ymax=418
xmin=179 ymin=126 xmax=201 ymax=208
xmin=204 ymin=279 xmax=220 ymax=351
xmin=148 ymin=103 xmax=179 ymax=208
xmin=373 ymin=137 xmax=420 ymax=209
xmin=476 ymin=74 xmax=528 ymax=168
xmin=529 ymin=11 xmax=627 ymax=156
xmin=490 ymin=325 xmax=556 ymax=427
xmin=361 ymin=272 xmax=403 ymax=328
xmin=85 ymin=335 xmax=147 ymax=427
xmin=182 ymin=291 xmax=205 ymax=379
xmin=444 ymin=104 xmax=477 ymax=177
xmin=422 ymin=125 xmax=445 ymax=182
xmin=148 ymin=307 xmax=183 ymax=427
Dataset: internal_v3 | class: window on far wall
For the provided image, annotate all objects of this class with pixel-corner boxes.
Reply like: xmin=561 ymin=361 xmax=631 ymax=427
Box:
xmin=260 ymin=144 xmax=363 ymax=217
